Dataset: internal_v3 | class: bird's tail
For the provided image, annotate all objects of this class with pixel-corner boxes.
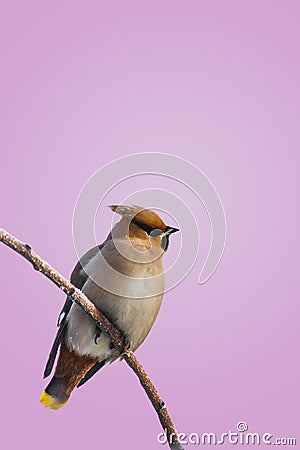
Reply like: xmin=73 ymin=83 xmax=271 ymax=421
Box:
xmin=40 ymin=375 xmax=69 ymax=410
xmin=40 ymin=343 xmax=97 ymax=410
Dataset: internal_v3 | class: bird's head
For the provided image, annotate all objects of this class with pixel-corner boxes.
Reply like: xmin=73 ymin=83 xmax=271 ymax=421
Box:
xmin=108 ymin=205 xmax=179 ymax=252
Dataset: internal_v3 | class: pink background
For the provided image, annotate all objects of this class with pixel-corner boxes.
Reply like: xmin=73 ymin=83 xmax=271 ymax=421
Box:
xmin=0 ymin=1 xmax=299 ymax=449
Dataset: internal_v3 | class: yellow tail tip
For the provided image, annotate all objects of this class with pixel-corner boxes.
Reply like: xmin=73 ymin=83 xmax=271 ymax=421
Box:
xmin=40 ymin=391 xmax=68 ymax=410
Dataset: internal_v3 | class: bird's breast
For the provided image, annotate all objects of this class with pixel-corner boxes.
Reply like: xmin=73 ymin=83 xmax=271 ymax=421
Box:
xmin=66 ymin=238 xmax=166 ymax=357
xmin=85 ymin=238 xmax=165 ymax=298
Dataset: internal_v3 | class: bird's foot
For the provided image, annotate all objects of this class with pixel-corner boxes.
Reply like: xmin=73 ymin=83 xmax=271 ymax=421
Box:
xmin=94 ymin=328 xmax=102 ymax=345
xmin=158 ymin=401 xmax=166 ymax=411
xmin=119 ymin=332 xmax=131 ymax=354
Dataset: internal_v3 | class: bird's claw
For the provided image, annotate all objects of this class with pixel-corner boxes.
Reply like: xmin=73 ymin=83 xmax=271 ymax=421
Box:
xmin=120 ymin=333 xmax=131 ymax=354
xmin=158 ymin=401 xmax=165 ymax=410
xmin=94 ymin=328 xmax=102 ymax=345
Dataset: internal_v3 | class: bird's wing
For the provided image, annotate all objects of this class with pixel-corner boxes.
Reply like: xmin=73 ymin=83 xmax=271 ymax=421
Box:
xmin=76 ymin=360 xmax=106 ymax=388
xmin=70 ymin=243 xmax=106 ymax=289
xmin=43 ymin=243 xmax=106 ymax=378
xmin=43 ymin=297 xmax=72 ymax=378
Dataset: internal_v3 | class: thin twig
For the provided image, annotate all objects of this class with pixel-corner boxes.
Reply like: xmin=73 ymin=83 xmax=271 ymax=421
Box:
xmin=0 ymin=228 xmax=183 ymax=450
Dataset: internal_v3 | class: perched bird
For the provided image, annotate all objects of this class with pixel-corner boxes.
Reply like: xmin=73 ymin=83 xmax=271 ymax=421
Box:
xmin=40 ymin=204 xmax=179 ymax=410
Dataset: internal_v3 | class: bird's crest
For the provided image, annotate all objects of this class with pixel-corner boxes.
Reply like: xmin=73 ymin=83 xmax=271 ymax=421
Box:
xmin=108 ymin=204 xmax=166 ymax=231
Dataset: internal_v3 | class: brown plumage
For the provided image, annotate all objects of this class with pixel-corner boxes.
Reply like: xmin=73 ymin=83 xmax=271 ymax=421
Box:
xmin=40 ymin=205 xmax=179 ymax=409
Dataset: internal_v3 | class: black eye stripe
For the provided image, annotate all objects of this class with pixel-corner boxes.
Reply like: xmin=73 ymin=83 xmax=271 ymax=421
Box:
xmin=132 ymin=219 xmax=170 ymax=251
xmin=132 ymin=219 xmax=154 ymax=235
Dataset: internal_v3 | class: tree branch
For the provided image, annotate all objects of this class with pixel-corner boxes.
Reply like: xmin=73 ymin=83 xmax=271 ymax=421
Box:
xmin=0 ymin=228 xmax=183 ymax=450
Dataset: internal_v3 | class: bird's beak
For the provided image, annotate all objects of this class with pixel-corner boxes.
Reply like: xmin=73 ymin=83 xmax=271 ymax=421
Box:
xmin=164 ymin=226 xmax=180 ymax=236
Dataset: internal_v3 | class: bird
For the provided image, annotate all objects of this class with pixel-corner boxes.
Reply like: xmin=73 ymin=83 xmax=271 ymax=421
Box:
xmin=40 ymin=204 xmax=179 ymax=410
